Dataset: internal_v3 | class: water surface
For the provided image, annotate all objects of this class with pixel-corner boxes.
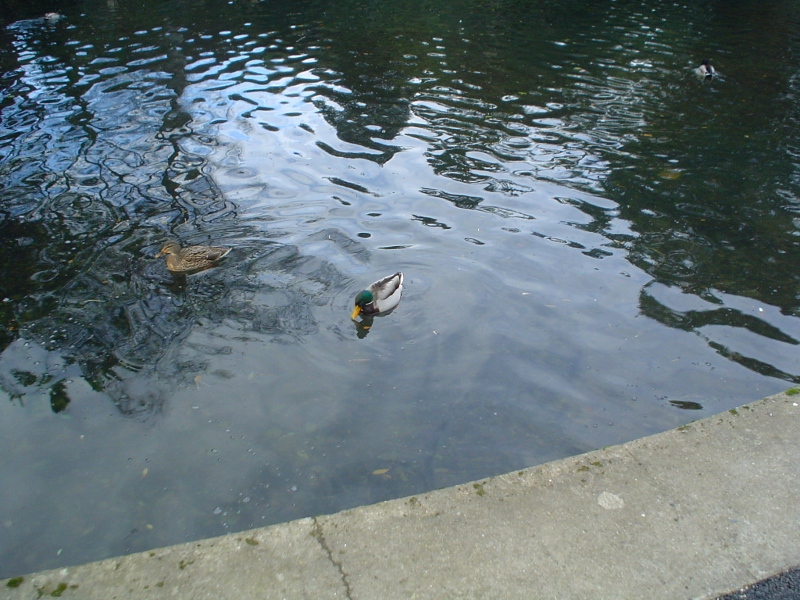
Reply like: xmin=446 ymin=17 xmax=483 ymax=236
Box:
xmin=1 ymin=0 xmax=799 ymax=577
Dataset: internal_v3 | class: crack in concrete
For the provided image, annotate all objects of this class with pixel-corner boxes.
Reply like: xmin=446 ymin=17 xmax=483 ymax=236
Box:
xmin=312 ymin=517 xmax=353 ymax=600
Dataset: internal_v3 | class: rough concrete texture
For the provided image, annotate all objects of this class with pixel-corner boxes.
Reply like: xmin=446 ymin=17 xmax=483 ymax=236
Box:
xmin=2 ymin=390 xmax=799 ymax=600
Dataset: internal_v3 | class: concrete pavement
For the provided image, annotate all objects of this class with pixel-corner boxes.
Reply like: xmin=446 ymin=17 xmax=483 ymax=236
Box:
xmin=3 ymin=389 xmax=799 ymax=599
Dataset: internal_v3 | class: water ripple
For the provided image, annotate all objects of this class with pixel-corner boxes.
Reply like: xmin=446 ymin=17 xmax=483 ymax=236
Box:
xmin=2 ymin=0 xmax=800 ymax=578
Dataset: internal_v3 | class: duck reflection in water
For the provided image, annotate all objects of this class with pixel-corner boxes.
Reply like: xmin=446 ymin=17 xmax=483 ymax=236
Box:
xmin=165 ymin=272 xmax=189 ymax=294
xmin=354 ymin=315 xmax=373 ymax=339
xmin=353 ymin=307 xmax=403 ymax=338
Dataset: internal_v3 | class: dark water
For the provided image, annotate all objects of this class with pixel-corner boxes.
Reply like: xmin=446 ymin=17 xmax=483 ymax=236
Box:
xmin=1 ymin=0 xmax=799 ymax=577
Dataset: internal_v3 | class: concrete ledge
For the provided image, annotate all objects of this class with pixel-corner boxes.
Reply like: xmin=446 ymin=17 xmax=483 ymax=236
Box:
xmin=3 ymin=391 xmax=799 ymax=599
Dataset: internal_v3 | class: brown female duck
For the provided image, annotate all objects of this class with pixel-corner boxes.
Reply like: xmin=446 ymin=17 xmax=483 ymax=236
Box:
xmin=156 ymin=242 xmax=231 ymax=273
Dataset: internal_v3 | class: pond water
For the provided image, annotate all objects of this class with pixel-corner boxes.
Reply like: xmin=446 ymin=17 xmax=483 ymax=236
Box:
xmin=1 ymin=0 xmax=799 ymax=578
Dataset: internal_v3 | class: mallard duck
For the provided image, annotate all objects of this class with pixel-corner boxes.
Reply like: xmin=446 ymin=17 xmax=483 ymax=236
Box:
xmin=695 ymin=59 xmax=715 ymax=78
xmin=351 ymin=272 xmax=403 ymax=320
xmin=156 ymin=241 xmax=231 ymax=273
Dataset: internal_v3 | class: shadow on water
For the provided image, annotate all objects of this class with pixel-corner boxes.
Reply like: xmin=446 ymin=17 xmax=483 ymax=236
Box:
xmin=1 ymin=0 xmax=800 ymax=578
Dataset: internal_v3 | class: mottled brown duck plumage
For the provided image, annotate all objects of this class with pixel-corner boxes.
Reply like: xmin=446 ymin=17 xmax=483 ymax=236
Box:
xmin=156 ymin=242 xmax=231 ymax=273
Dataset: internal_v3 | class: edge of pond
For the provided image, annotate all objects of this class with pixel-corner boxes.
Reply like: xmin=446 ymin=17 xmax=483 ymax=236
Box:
xmin=3 ymin=389 xmax=800 ymax=599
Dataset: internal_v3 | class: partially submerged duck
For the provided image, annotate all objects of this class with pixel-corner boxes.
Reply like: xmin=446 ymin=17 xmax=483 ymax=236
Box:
xmin=351 ymin=272 xmax=404 ymax=320
xmin=695 ymin=59 xmax=715 ymax=79
xmin=156 ymin=242 xmax=231 ymax=273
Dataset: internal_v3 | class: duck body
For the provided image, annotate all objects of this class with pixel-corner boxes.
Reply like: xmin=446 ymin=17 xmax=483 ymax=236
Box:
xmin=695 ymin=59 xmax=715 ymax=78
xmin=156 ymin=242 xmax=231 ymax=273
xmin=351 ymin=272 xmax=403 ymax=320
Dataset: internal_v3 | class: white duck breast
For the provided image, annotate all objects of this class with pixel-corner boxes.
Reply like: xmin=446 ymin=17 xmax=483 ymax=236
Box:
xmin=695 ymin=59 xmax=715 ymax=78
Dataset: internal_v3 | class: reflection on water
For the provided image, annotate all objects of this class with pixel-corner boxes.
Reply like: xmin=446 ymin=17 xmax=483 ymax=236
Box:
xmin=1 ymin=0 xmax=800 ymax=577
